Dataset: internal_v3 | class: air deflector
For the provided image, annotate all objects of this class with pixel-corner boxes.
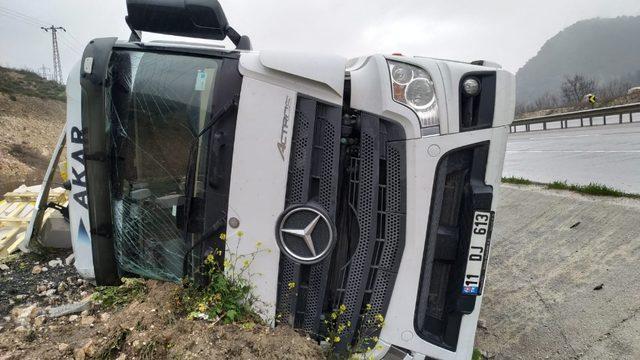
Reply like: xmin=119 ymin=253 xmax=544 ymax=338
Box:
xmin=126 ymin=0 xmax=228 ymax=40
xmin=126 ymin=0 xmax=251 ymax=49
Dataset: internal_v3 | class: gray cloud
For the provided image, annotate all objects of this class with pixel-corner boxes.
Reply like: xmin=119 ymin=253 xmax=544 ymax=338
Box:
xmin=1 ymin=0 xmax=639 ymax=81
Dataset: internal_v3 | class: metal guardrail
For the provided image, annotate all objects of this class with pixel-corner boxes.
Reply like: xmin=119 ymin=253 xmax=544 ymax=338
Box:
xmin=511 ymin=102 xmax=640 ymax=132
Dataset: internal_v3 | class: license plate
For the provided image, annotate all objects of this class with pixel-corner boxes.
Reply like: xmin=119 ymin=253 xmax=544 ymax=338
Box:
xmin=461 ymin=211 xmax=493 ymax=296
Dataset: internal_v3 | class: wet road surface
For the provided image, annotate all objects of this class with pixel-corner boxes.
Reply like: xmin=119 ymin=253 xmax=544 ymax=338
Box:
xmin=503 ymin=122 xmax=640 ymax=193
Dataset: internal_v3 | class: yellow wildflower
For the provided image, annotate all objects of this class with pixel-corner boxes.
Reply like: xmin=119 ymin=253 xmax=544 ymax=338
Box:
xmin=243 ymin=259 xmax=250 ymax=268
xmin=365 ymin=303 xmax=372 ymax=311
xmin=337 ymin=324 xmax=345 ymax=333
xmin=288 ymin=282 xmax=296 ymax=290
xmin=374 ymin=314 xmax=384 ymax=323
xmin=236 ymin=230 xmax=244 ymax=237
xmin=219 ymin=232 xmax=226 ymax=240
xmin=333 ymin=336 xmax=341 ymax=343
xmin=223 ymin=259 xmax=231 ymax=269
xmin=339 ymin=304 xmax=347 ymax=313
xmin=205 ymin=254 xmax=215 ymax=264
xmin=256 ymin=241 xmax=263 ymax=248
xmin=331 ymin=312 xmax=337 ymax=320
xmin=197 ymin=303 xmax=207 ymax=312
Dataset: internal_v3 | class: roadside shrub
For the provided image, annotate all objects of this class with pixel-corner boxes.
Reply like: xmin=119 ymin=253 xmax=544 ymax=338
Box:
xmin=322 ymin=303 xmax=386 ymax=360
xmin=175 ymin=231 xmax=265 ymax=325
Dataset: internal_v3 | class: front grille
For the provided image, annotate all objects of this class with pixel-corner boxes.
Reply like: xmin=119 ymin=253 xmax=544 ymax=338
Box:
xmin=414 ymin=142 xmax=492 ymax=350
xmin=276 ymin=98 xmax=406 ymax=350
xmin=276 ymin=96 xmax=341 ymax=333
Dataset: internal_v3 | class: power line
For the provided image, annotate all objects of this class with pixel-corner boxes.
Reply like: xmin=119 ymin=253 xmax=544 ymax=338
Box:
xmin=0 ymin=9 xmax=42 ymax=27
xmin=57 ymin=34 xmax=82 ymax=54
xmin=65 ymin=31 xmax=85 ymax=48
xmin=0 ymin=5 xmax=50 ymax=26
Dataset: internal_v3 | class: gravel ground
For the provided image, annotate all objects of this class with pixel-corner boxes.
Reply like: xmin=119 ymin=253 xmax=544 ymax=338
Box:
xmin=0 ymin=251 xmax=323 ymax=360
xmin=0 ymin=249 xmax=89 ymax=320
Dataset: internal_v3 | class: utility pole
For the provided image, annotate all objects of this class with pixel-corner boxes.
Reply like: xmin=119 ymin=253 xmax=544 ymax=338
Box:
xmin=41 ymin=25 xmax=66 ymax=83
xmin=38 ymin=64 xmax=50 ymax=80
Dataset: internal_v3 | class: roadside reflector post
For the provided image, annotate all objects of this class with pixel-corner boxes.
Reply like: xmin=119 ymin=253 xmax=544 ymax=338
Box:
xmin=589 ymin=117 xmax=593 ymax=126
xmin=543 ymin=122 xmax=547 ymax=130
xmin=580 ymin=118 xmax=583 ymax=127
xmin=619 ymin=113 xmax=623 ymax=124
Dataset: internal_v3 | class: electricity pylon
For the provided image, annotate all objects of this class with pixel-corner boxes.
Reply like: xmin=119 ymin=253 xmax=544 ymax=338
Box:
xmin=41 ymin=25 xmax=66 ymax=84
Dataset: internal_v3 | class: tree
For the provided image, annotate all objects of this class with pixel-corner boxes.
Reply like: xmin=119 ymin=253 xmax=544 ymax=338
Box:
xmin=560 ymin=75 xmax=598 ymax=104
xmin=598 ymin=78 xmax=631 ymax=101
xmin=534 ymin=92 xmax=560 ymax=110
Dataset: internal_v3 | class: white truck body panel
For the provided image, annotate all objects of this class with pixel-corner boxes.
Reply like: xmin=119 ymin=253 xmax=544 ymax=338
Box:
xmin=226 ymin=76 xmax=297 ymax=322
xmin=65 ymin=61 xmax=95 ymax=280
xmin=239 ymin=51 xmax=345 ymax=105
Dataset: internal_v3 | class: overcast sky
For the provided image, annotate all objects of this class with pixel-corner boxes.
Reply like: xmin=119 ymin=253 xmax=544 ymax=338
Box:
xmin=1 ymin=0 xmax=639 ymax=81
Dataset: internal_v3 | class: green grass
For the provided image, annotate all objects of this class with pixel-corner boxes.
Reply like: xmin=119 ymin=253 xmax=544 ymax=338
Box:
xmin=92 ymin=278 xmax=148 ymax=309
xmin=546 ymin=181 xmax=639 ymax=198
xmin=501 ymin=176 xmax=534 ymax=185
xmin=502 ymin=177 xmax=640 ymax=199
xmin=472 ymin=349 xmax=484 ymax=360
xmin=0 ymin=66 xmax=66 ymax=101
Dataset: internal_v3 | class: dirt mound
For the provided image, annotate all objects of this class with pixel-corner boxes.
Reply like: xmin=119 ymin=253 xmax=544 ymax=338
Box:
xmin=0 ymin=274 xmax=323 ymax=360
xmin=0 ymin=91 xmax=66 ymax=195
xmin=99 ymin=281 xmax=323 ymax=359
xmin=0 ymin=66 xmax=65 ymax=102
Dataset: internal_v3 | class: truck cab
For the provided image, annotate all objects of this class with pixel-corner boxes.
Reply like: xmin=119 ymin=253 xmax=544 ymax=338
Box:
xmin=65 ymin=1 xmax=515 ymax=359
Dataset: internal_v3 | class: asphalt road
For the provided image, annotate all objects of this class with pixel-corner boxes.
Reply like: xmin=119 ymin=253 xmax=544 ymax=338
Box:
xmin=503 ymin=122 xmax=640 ymax=193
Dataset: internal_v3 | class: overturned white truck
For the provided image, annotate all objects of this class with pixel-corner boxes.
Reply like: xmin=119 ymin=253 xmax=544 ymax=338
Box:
xmin=64 ymin=0 xmax=515 ymax=358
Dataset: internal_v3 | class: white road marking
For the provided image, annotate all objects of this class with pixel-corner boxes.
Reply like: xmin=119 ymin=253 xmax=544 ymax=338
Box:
xmin=525 ymin=134 xmax=600 ymax=140
xmin=506 ymin=150 xmax=640 ymax=153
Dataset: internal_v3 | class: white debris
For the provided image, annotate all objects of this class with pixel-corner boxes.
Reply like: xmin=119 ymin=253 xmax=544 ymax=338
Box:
xmin=65 ymin=253 xmax=75 ymax=266
xmin=48 ymin=259 xmax=64 ymax=268
xmin=47 ymin=300 xmax=91 ymax=318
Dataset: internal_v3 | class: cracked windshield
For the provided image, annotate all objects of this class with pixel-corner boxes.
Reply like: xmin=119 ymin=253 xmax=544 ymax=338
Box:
xmin=108 ymin=51 xmax=221 ymax=282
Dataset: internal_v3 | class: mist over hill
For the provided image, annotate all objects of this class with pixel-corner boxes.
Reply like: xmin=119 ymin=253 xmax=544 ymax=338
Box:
xmin=516 ymin=16 xmax=640 ymax=105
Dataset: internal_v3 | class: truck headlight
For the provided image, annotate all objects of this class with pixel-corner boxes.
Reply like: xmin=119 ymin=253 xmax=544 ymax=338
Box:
xmin=388 ymin=60 xmax=439 ymax=131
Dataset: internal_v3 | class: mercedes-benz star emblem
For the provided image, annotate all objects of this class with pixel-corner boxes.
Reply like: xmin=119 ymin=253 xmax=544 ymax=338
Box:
xmin=276 ymin=205 xmax=336 ymax=265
